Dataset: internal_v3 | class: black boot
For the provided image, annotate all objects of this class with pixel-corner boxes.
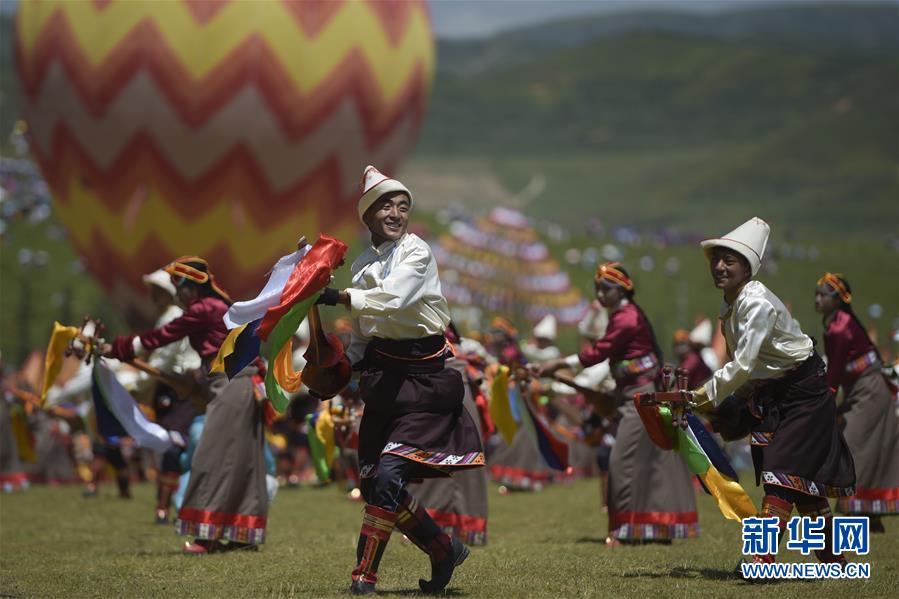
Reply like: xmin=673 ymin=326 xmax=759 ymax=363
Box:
xmin=395 ymin=494 xmax=470 ymax=594
xmin=419 ymin=537 xmax=469 ymax=594
xmin=350 ymin=504 xmax=397 ymax=594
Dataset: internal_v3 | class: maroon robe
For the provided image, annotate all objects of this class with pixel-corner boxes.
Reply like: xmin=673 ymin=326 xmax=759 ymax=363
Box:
xmin=110 ymin=296 xmax=228 ymax=364
xmin=823 ymin=310 xmax=876 ymax=391
xmin=578 ymin=301 xmax=698 ymax=541
xmin=825 ymin=310 xmax=898 ymax=515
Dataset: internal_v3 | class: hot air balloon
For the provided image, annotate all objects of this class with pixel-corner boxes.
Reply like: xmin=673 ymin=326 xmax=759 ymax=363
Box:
xmin=14 ymin=0 xmax=434 ymax=320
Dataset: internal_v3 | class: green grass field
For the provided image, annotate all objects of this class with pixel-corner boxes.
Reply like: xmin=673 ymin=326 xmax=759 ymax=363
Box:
xmin=2 ymin=478 xmax=897 ymax=597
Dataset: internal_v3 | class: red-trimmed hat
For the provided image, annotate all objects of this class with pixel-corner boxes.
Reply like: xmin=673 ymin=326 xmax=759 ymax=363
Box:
xmin=358 ymin=165 xmax=413 ymax=222
xmin=164 ymin=256 xmax=232 ymax=304
xmin=701 ymin=217 xmax=770 ymax=276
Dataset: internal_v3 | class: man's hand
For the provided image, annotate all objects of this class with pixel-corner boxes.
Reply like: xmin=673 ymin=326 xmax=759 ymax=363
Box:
xmin=691 ymin=386 xmax=714 ymax=413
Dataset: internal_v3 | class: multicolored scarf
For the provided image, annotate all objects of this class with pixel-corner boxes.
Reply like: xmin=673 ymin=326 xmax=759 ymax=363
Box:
xmin=595 ymin=262 xmax=633 ymax=290
xmin=164 ymin=256 xmax=232 ymax=304
xmin=817 ymin=272 xmax=852 ymax=304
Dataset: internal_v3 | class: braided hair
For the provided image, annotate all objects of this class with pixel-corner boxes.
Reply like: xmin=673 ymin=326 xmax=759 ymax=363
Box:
xmin=823 ymin=274 xmax=882 ymax=362
xmin=614 ymin=265 xmax=665 ymax=364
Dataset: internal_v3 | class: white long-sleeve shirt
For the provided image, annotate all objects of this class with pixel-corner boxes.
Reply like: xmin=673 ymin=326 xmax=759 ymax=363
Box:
xmin=346 ymin=233 xmax=451 ymax=365
xmin=703 ymin=280 xmax=813 ymax=404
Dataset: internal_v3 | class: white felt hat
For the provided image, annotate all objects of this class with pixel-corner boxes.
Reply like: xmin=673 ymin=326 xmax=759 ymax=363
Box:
xmin=700 ymin=217 xmax=770 ymax=276
xmin=358 ymin=165 xmax=413 ymax=222
xmin=533 ymin=314 xmax=557 ymax=340
xmin=142 ymin=269 xmax=176 ymax=296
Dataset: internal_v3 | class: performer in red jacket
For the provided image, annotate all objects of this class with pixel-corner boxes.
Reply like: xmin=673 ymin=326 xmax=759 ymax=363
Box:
xmin=536 ymin=262 xmax=698 ymax=544
xmin=816 ymin=272 xmax=898 ymax=532
xmin=106 ymin=257 xmax=268 ymax=554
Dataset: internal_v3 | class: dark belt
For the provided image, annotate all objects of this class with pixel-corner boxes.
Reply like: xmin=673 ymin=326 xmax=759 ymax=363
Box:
xmin=363 ymin=335 xmax=450 ymax=374
xmin=774 ymin=350 xmax=821 ymax=385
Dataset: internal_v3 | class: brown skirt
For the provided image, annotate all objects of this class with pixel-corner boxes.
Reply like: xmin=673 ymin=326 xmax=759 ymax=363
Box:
xmin=837 ymin=364 xmax=899 ymax=514
xmin=608 ymin=381 xmax=699 ymax=540
xmin=175 ymin=368 xmax=268 ymax=543
xmin=412 ymin=358 xmax=489 ymax=545
xmin=357 ymin=338 xmax=485 ymax=481
xmin=751 ymin=353 xmax=856 ymax=498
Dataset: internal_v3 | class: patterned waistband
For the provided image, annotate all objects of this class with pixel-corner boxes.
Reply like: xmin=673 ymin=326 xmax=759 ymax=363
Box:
xmin=365 ymin=336 xmax=449 ymax=373
xmin=750 ymin=431 xmax=774 ymax=446
xmin=611 ymin=354 xmax=658 ymax=380
xmin=845 ymin=350 xmax=879 ymax=375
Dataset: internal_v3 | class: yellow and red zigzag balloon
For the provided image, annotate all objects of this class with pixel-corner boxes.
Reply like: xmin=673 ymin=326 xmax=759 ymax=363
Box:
xmin=15 ymin=0 xmax=434 ymax=302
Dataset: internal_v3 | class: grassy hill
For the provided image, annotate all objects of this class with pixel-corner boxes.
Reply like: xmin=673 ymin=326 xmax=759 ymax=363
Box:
xmin=420 ymin=31 xmax=898 ymax=238
xmin=437 ymin=2 xmax=899 ymax=76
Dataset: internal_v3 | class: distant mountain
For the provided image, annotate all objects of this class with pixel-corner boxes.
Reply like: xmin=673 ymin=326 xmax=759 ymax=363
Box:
xmin=418 ymin=26 xmax=897 ymax=237
xmin=437 ymin=3 xmax=899 ymax=75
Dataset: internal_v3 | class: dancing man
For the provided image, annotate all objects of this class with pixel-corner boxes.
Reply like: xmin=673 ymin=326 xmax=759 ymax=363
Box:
xmin=317 ymin=166 xmax=485 ymax=594
xmin=694 ymin=218 xmax=855 ymax=567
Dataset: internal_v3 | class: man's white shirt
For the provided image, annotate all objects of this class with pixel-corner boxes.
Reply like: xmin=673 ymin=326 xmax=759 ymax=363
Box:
xmin=346 ymin=233 xmax=451 ymax=364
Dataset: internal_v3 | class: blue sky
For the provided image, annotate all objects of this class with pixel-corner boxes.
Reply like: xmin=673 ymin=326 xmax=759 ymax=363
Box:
xmin=2 ymin=0 xmax=892 ymax=38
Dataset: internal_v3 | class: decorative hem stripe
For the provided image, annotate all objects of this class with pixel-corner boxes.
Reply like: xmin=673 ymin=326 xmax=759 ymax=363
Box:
xmin=176 ymin=507 xmax=267 ymax=543
xmin=837 ymin=487 xmax=899 ymax=515
xmin=381 ymin=442 xmax=485 ymax=471
xmin=489 ymin=465 xmax=587 ymax=489
xmin=176 ymin=519 xmax=266 ymax=544
xmin=0 ymin=472 xmax=30 ymax=491
xmin=610 ymin=522 xmax=700 ymax=540
xmin=436 ymin=524 xmax=487 ymax=546
xmin=761 ymin=471 xmax=855 ymax=498
xmin=427 ymin=509 xmax=486 ymax=531
xmin=852 ymin=486 xmax=899 ymax=501
xmin=750 ymin=432 xmax=773 ymax=446
xmin=0 ymin=472 xmax=29 ymax=483
xmin=489 ymin=466 xmax=554 ymax=490
xmin=609 ymin=510 xmax=699 ymax=527
xmin=426 ymin=508 xmax=487 ymax=545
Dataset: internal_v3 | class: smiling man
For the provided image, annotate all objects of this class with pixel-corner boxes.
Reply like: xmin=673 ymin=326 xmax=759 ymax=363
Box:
xmin=317 ymin=166 xmax=484 ymax=595
xmin=694 ymin=217 xmax=855 ymax=572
